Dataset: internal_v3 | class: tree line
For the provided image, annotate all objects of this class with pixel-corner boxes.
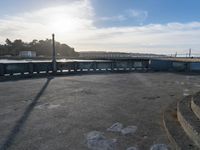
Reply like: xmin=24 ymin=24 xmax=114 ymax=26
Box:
xmin=0 ymin=38 xmax=79 ymax=57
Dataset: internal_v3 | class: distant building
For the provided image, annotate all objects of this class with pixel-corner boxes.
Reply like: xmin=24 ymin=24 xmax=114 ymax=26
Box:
xmin=19 ymin=51 xmax=36 ymax=58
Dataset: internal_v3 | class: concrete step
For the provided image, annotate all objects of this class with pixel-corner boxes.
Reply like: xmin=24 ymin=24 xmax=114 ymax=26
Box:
xmin=177 ymin=96 xmax=200 ymax=148
xmin=191 ymin=92 xmax=200 ymax=120
xmin=163 ymin=103 xmax=199 ymax=150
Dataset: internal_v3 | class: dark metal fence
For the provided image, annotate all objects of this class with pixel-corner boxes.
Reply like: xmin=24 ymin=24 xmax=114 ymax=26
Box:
xmin=0 ymin=59 xmax=150 ymax=77
xmin=1 ymin=59 xmax=200 ymax=78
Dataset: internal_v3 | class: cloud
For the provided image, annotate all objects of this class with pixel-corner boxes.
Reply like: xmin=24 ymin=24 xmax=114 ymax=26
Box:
xmin=99 ymin=15 xmax=127 ymax=22
xmin=0 ymin=0 xmax=94 ymax=42
xmin=126 ymin=9 xmax=148 ymax=24
xmin=97 ymin=9 xmax=148 ymax=24
xmin=74 ymin=22 xmax=200 ymax=54
xmin=0 ymin=0 xmax=200 ymax=54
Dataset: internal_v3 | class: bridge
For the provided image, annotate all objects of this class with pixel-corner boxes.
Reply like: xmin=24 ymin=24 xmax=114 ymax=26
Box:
xmin=1 ymin=57 xmax=200 ymax=80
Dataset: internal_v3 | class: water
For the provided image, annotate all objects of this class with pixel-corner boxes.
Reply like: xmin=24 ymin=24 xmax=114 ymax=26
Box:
xmin=0 ymin=59 xmax=50 ymax=63
xmin=0 ymin=59 xmax=110 ymax=63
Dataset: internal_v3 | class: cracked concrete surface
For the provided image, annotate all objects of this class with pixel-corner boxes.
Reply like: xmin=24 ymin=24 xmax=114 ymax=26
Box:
xmin=0 ymin=73 xmax=200 ymax=150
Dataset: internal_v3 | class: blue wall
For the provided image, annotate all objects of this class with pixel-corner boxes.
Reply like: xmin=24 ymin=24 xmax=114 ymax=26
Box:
xmin=190 ymin=62 xmax=200 ymax=71
xmin=150 ymin=60 xmax=172 ymax=71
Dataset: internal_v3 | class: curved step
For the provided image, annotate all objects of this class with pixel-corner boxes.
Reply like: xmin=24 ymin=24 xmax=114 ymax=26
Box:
xmin=191 ymin=92 xmax=200 ymax=120
xmin=177 ymin=96 xmax=200 ymax=148
xmin=163 ymin=103 xmax=199 ymax=150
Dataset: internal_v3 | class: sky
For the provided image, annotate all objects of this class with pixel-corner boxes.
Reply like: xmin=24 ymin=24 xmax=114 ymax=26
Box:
xmin=0 ymin=0 xmax=200 ymax=54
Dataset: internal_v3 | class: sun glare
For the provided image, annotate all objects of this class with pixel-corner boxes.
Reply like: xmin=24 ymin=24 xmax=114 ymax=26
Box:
xmin=48 ymin=14 xmax=81 ymax=34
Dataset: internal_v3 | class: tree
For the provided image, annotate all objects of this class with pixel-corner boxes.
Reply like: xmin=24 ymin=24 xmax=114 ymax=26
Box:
xmin=12 ymin=39 xmax=25 ymax=55
xmin=0 ymin=38 xmax=78 ymax=57
xmin=5 ymin=38 xmax=12 ymax=46
xmin=4 ymin=39 xmax=13 ymax=55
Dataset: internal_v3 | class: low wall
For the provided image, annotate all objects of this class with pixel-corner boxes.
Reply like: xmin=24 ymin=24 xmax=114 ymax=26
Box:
xmin=189 ymin=62 xmax=200 ymax=72
xmin=150 ymin=60 xmax=172 ymax=71
xmin=150 ymin=59 xmax=200 ymax=72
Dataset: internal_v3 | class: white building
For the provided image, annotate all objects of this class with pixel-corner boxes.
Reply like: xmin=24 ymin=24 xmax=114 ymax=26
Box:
xmin=19 ymin=51 xmax=36 ymax=58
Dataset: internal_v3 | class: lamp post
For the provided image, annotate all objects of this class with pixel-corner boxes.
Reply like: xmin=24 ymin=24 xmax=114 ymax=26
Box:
xmin=52 ymin=34 xmax=57 ymax=73
xmin=189 ymin=48 xmax=191 ymax=58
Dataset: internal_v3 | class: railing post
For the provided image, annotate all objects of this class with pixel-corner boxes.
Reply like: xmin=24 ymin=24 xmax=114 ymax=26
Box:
xmin=74 ymin=62 xmax=77 ymax=72
xmin=68 ymin=63 xmax=71 ymax=73
xmin=0 ymin=64 xmax=5 ymax=76
xmin=105 ymin=63 xmax=108 ymax=71
xmin=93 ymin=62 xmax=96 ymax=71
xmin=36 ymin=64 xmax=40 ymax=74
xmin=96 ymin=62 xmax=100 ymax=71
xmin=60 ymin=63 xmax=63 ymax=73
xmin=111 ymin=62 xmax=114 ymax=71
xmin=20 ymin=64 xmax=24 ymax=75
xmin=115 ymin=61 xmax=118 ymax=71
xmin=129 ymin=60 xmax=132 ymax=71
xmin=80 ymin=63 xmax=83 ymax=72
xmin=124 ymin=61 xmax=126 ymax=70
xmin=87 ymin=63 xmax=90 ymax=72
xmin=29 ymin=63 xmax=33 ymax=75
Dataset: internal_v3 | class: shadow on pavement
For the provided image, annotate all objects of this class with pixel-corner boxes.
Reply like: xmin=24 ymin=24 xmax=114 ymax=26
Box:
xmin=0 ymin=77 xmax=53 ymax=150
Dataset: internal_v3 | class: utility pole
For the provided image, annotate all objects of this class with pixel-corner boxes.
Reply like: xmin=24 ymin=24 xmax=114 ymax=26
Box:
xmin=189 ymin=48 xmax=191 ymax=58
xmin=52 ymin=34 xmax=57 ymax=73
xmin=175 ymin=52 xmax=177 ymax=57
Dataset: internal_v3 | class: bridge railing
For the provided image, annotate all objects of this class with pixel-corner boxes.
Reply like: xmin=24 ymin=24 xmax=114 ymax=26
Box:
xmin=0 ymin=62 xmax=53 ymax=76
xmin=1 ymin=59 xmax=200 ymax=77
xmin=0 ymin=59 xmax=150 ymax=77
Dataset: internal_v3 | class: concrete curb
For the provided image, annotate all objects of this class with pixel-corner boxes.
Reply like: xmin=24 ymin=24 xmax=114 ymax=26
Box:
xmin=191 ymin=94 xmax=200 ymax=120
xmin=163 ymin=102 xmax=198 ymax=150
xmin=177 ymin=96 xmax=200 ymax=148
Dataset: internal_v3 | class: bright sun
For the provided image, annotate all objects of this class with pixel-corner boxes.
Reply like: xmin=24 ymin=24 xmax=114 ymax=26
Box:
xmin=48 ymin=14 xmax=80 ymax=34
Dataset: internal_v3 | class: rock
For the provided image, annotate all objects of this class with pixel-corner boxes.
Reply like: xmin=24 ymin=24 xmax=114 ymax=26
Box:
xmin=126 ymin=146 xmax=138 ymax=150
xmin=121 ymin=126 xmax=137 ymax=135
xmin=86 ymin=131 xmax=105 ymax=141
xmin=86 ymin=131 xmax=117 ymax=150
xmin=87 ymin=139 xmax=117 ymax=150
xmin=143 ymin=135 xmax=148 ymax=139
xmin=150 ymin=144 xmax=169 ymax=150
xmin=107 ymin=122 xmax=123 ymax=132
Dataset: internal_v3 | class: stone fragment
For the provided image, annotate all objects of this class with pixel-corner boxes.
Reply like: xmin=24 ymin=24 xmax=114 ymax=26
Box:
xmin=86 ymin=131 xmax=117 ymax=150
xmin=150 ymin=144 xmax=169 ymax=150
xmin=107 ymin=122 xmax=123 ymax=132
xmin=86 ymin=131 xmax=105 ymax=141
xmin=121 ymin=126 xmax=137 ymax=135
xmin=126 ymin=146 xmax=138 ymax=150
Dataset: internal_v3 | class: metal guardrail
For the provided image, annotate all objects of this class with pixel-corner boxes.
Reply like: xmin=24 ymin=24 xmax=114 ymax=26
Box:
xmin=1 ymin=58 xmax=200 ymax=78
xmin=0 ymin=59 xmax=150 ymax=77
